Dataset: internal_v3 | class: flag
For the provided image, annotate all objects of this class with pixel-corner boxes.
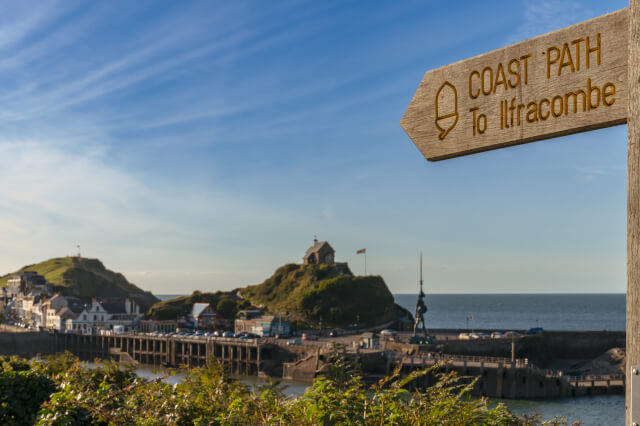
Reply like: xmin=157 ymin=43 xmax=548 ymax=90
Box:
xmin=356 ymin=248 xmax=366 ymax=254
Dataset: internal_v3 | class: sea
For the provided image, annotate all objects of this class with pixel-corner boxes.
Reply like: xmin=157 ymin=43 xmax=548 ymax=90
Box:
xmin=393 ymin=293 xmax=625 ymax=332
xmin=156 ymin=293 xmax=626 ymax=425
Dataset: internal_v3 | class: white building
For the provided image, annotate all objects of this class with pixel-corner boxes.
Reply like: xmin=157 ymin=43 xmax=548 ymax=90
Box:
xmin=65 ymin=299 xmax=142 ymax=334
xmin=43 ymin=295 xmax=82 ymax=331
xmin=47 ymin=307 xmax=76 ymax=331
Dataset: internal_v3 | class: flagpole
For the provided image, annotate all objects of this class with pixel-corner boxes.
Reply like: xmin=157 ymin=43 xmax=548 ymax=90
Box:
xmin=357 ymin=248 xmax=367 ymax=275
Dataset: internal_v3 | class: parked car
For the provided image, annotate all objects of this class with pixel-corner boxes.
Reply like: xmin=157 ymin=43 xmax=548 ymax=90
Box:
xmin=286 ymin=338 xmax=302 ymax=345
xmin=526 ymin=327 xmax=544 ymax=335
xmin=504 ymin=331 xmax=522 ymax=338
xmin=458 ymin=333 xmax=470 ymax=340
xmin=222 ymin=331 xmax=234 ymax=338
xmin=490 ymin=332 xmax=505 ymax=339
xmin=302 ymin=333 xmax=318 ymax=341
xmin=470 ymin=333 xmax=489 ymax=339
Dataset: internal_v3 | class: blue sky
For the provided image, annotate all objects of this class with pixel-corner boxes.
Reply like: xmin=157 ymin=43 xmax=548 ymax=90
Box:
xmin=0 ymin=0 xmax=629 ymax=294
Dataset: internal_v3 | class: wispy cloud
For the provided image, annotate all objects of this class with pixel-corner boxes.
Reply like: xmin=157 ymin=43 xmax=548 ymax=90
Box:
xmin=572 ymin=164 xmax=625 ymax=182
xmin=0 ymin=1 xmax=626 ymax=295
xmin=506 ymin=1 xmax=595 ymax=44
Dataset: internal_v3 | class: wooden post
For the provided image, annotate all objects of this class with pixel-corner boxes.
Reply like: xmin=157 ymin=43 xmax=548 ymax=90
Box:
xmin=511 ymin=338 xmax=515 ymax=363
xmin=629 ymin=1 xmax=640 ymax=423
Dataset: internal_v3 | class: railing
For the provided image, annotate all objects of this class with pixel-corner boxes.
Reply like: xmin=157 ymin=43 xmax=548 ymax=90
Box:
xmin=565 ymin=374 xmax=625 ymax=383
xmin=412 ymin=353 xmax=530 ymax=367
xmin=402 ymin=354 xmax=530 ymax=368
xmin=393 ymin=354 xmax=626 ymax=387
xmin=92 ymin=332 xmax=262 ymax=345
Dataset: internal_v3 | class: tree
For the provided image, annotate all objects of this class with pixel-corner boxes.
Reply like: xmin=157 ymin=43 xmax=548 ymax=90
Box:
xmin=216 ymin=298 xmax=237 ymax=319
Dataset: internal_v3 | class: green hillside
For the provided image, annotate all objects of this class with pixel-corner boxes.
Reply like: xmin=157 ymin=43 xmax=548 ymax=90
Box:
xmin=0 ymin=257 xmax=158 ymax=311
xmin=147 ymin=291 xmax=253 ymax=320
xmin=239 ymin=263 xmax=397 ymax=328
xmin=0 ymin=257 xmax=73 ymax=287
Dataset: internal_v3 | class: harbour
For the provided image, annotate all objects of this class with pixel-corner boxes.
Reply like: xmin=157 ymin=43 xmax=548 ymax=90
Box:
xmin=0 ymin=326 xmax=625 ymax=399
xmin=0 ymin=291 xmax=627 ymax=424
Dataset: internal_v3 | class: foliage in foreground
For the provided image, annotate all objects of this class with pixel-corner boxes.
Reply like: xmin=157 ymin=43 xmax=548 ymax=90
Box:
xmin=0 ymin=352 xmax=573 ymax=425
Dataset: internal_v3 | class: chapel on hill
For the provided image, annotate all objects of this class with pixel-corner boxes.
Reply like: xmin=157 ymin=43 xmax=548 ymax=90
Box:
xmin=303 ymin=237 xmax=335 ymax=265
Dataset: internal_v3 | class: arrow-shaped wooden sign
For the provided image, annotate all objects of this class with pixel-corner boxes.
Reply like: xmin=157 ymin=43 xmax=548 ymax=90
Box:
xmin=400 ymin=8 xmax=628 ymax=161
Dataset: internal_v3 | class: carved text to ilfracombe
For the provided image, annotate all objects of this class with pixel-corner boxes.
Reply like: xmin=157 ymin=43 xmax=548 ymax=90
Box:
xmin=468 ymin=33 xmax=614 ymax=136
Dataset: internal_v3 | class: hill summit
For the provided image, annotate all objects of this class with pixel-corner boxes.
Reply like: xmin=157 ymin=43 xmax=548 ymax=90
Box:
xmin=239 ymin=263 xmax=401 ymax=328
xmin=0 ymin=257 xmax=158 ymax=311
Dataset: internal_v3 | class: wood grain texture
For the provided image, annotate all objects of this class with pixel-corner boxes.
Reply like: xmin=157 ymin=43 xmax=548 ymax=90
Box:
xmin=628 ymin=2 xmax=639 ymax=423
xmin=401 ymin=9 xmax=628 ymax=161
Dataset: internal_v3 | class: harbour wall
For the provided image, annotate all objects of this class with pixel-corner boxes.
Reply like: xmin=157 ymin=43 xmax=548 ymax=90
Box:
xmin=393 ymin=354 xmax=624 ymax=398
xmin=421 ymin=330 xmax=625 ymax=366
xmin=0 ymin=332 xmax=57 ymax=358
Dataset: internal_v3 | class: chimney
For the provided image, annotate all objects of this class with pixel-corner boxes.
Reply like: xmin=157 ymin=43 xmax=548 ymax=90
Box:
xmin=125 ymin=298 xmax=131 ymax=314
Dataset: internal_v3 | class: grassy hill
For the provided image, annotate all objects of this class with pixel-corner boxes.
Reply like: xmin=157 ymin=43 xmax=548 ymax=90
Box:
xmin=239 ymin=263 xmax=397 ymax=328
xmin=146 ymin=291 xmax=253 ymax=320
xmin=0 ymin=257 xmax=159 ymax=311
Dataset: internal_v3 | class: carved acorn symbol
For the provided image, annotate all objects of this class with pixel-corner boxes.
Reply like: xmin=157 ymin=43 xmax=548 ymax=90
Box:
xmin=435 ymin=81 xmax=458 ymax=140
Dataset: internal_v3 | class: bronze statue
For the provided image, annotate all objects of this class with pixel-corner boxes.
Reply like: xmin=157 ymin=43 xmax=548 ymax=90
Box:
xmin=413 ymin=252 xmax=428 ymax=337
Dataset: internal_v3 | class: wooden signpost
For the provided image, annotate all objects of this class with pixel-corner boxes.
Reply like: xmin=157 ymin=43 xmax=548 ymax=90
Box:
xmin=401 ymin=9 xmax=627 ymax=162
xmin=401 ymin=4 xmax=638 ymax=422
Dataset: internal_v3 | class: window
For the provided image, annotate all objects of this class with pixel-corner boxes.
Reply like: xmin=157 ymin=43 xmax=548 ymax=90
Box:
xmin=83 ymin=314 xmax=87 ymax=320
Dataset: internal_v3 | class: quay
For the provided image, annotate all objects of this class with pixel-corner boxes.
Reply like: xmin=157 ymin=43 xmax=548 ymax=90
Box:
xmin=0 ymin=330 xmax=625 ymax=399
xmin=0 ymin=331 xmax=295 ymax=377
xmin=55 ymin=332 xmax=295 ymax=376
xmin=393 ymin=354 xmax=624 ymax=398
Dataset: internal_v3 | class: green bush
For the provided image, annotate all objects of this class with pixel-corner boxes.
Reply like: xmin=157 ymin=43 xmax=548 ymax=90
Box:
xmin=0 ymin=356 xmax=32 ymax=373
xmin=216 ymin=297 xmax=237 ymax=319
xmin=0 ymin=352 xmax=570 ymax=425
xmin=147 ymin=291 xmax=253 ymax=321
xmin=0 ymin=370 xmax=55 ymax=426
